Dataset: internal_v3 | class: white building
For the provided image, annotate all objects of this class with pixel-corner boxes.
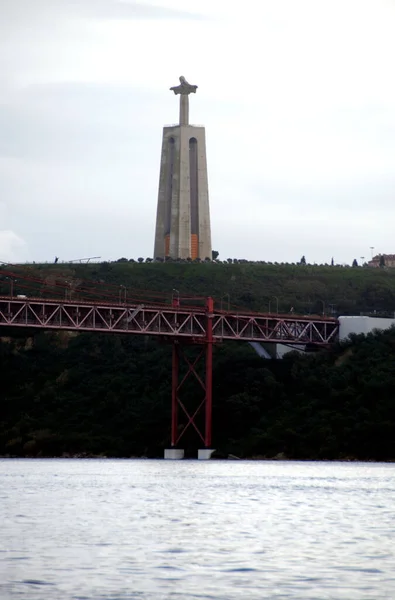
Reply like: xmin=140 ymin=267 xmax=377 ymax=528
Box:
xmin=338 ymin=316 xmax=395 ymax=341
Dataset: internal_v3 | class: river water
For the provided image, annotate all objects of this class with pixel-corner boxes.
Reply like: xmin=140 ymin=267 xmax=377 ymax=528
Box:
xmin=1 ymin=459 xmax=395 ymax=599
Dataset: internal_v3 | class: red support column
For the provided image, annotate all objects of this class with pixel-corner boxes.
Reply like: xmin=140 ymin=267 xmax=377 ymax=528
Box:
xmin=168 ymin=298 xmax=215 ymax=451
xmin=171 ymin=341 xmax=179 ymax=447
xmin=205 ymin=297 xmax=214 ymax=448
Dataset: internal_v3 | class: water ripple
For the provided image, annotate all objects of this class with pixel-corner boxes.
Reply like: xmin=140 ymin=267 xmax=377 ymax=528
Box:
xmin=1 ymin=458 xmax=395 ymax=599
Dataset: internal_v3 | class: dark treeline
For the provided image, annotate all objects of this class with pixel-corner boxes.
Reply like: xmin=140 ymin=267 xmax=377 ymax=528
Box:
xmin=1 ymin=326 xmax=395 ymax=460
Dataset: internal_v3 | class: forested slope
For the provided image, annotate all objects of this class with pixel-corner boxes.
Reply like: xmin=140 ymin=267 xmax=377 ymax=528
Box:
xmin=1 ymin=327 xmax=395 ymax=460
xmin=1 ymin=261 xmax=395 ymax=315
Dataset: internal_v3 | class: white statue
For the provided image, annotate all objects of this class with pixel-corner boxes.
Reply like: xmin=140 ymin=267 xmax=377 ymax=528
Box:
xmin=170 ymin=76 xmax=198 ymax=95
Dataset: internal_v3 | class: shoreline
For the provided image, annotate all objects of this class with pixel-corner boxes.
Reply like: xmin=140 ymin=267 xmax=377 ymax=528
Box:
xmin=1 ymin=454 xmax=395 ymax=463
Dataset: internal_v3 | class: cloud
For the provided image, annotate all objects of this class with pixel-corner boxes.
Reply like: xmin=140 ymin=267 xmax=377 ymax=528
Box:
xmin=0 ymin=0 xmax=205 ymax=92
xmin=2 ymin=0 xmax=204 ymax=24
xmin=0 ymin=82 xmax=158 ymax=162
xmin=0 ymin=0 xmax=394 ymax=265
xmin=0 ymin=230 xmax=30 ymax=264
xmin=70 ymin=0 xmax=205 ymax=20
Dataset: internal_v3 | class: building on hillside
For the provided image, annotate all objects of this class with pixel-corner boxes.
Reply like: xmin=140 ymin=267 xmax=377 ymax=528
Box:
xmin=368 ymin=254 xmax=395 ymax=268
xmin=153 ymin=76 xmax=212 ymax=261
xmin=276 ymin=316 xmax=395 ymax=359
xmin=338 ymin=316 xmax=395 ymax=339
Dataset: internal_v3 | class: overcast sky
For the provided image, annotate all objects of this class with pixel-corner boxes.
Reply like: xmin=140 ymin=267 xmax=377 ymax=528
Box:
xmin=1 ymin=0 xmax=394 ymax=265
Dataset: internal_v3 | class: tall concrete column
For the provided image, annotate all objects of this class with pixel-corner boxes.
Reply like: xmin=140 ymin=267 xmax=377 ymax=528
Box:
xmin=153 ymin=76 xmax=212 ymax=261
xmin=179 ymin=95 xmax=189 ymax=126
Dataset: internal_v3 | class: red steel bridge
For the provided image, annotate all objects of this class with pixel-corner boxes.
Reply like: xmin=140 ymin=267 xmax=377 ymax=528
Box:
xmin=0 ymin=294 xmax=339 ymax=451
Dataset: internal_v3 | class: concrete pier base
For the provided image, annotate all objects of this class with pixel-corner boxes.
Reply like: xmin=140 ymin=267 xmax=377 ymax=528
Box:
xmin=198 ymin=449 xmax=216 ymax=460
xmin=164 ymin=448 xmax=184 ymax=460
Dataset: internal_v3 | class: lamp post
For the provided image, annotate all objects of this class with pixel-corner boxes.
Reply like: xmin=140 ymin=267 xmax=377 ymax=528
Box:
xmin=370 ymin=247 xmax=375 ymax=259
xmin=5 ymin=277 xmax=16 ymax=297
xmin=64 ymin=280 xmax=71 ymax=301
xmin=119 ymin=285 xmax=126 ymax=304
xmin=329 ymin=304 xmax=336 ymax=316
xmin=319 ymin=300 xmax=325 ymax=316
xmin=172 ymin=288 xmax=180 ymax=307
xmin=220 ymin=293 xmax=230 ymax=311
xmin=269 ymin=296 xmax=279 ymax=314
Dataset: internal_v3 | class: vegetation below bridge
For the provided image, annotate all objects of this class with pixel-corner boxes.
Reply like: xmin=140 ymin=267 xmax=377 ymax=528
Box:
xmin=1 ymin=325 xmax=395 ymax=461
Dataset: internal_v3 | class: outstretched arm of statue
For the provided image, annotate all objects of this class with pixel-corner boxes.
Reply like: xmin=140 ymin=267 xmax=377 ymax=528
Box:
xmin=170 ymin=76 xmax=198 ymax=95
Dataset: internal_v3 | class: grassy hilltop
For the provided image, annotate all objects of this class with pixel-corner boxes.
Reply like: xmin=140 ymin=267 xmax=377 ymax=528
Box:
xmin=1 ymin=260 xmax=395 ymax=315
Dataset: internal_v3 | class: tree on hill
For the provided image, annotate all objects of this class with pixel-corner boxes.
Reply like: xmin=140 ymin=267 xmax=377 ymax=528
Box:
xmin=379 ymin=255 xmax=386 ymax=268
xmin=212 ymin=250 xmax=219 ymax=260
xmin=352 ymin=259 xmax=358 ymax=267
xmin=299 ymin=255 xmax=306 ymax=265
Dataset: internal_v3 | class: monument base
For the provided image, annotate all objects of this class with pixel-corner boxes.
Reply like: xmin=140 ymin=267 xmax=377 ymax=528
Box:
xmin=198 ymin=449 xmax=216 ymax=460
xmin=164 ymin=448 xmax=184 ymax=460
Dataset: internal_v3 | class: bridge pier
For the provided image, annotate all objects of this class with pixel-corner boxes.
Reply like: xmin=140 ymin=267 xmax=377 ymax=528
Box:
xmin=167 ymin=297 xmax=214 ymax=456
xmin=198 ymin=449 xmax=215 ymax=460
xmin=164 ymin=448 xmax=184 ymax=460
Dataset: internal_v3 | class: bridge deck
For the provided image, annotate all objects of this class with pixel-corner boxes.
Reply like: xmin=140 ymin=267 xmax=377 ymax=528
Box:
xmin=0 ymin=296 xmax=339 ymax=346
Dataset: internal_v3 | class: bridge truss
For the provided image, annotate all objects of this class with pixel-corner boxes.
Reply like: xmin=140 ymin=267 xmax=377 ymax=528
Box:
xmin=0 ymin=296 xmax=339 ymax=451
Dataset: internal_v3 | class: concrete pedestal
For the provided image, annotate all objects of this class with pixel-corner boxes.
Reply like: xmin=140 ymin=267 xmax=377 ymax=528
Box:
xmin=164 ymin=448 xmax=184 ymax=460
xmin=198 ymin=449 xmax=215 ymax=460
xmin=154 ymin=125 xmax=212 ymax=260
